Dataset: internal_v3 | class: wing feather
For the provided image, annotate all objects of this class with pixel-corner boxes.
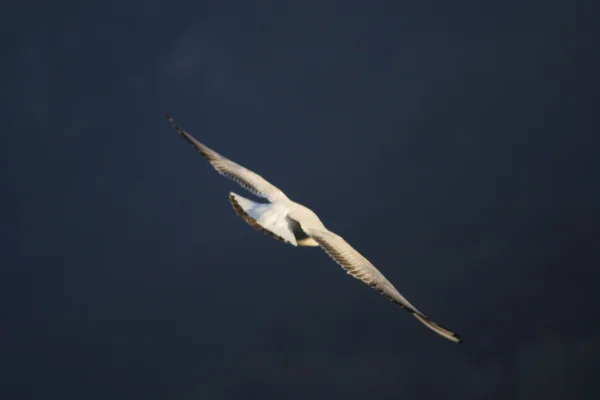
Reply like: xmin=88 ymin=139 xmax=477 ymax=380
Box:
xmin=164 ymin=113 xmax=288 ymax=203
xmin=307 ymin=228 xmax=462 ymax=343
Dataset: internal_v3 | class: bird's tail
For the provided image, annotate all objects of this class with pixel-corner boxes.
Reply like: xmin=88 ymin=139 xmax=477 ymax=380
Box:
xmin=228 ymin=192 xmax=297 ymax=246
xmin=412 ymin=313 xmax=462 ymax=343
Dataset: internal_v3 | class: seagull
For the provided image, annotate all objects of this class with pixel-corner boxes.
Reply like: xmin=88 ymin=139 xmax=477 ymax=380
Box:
xmin=164 ymin=113 xmax=462 ymax=343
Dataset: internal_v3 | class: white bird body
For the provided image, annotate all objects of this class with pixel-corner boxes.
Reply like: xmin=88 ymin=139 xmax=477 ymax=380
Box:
xmin=229 ymin=192 xmax=323 ymax=247
xmin=165 ymin=113 xmax=462 ymax=343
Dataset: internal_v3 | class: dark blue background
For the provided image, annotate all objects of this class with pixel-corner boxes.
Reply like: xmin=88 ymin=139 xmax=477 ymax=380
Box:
xmin=2 ymin=1 xmax=599 ymax=399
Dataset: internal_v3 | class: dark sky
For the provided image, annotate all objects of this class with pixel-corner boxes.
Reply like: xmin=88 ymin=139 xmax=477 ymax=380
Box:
xmin=2 ymin=1 xmax=599 ymax=399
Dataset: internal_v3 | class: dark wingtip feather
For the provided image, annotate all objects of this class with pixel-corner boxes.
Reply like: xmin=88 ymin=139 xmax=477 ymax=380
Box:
xmin=412 ymin=313 xmax=463 ymax=344
xmin=163 ymin=113 xmax=190 ymax=141
xmin=163 ymin=112 xmax=178 ymax=128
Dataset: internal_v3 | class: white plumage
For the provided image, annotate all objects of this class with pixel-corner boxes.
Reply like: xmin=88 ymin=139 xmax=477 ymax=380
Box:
xmin=165 ymin=113 xmax=462 ymax=343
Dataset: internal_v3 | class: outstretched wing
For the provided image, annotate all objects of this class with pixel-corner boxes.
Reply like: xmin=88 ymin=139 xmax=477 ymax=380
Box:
xmin=164 ymin=113 xmax=288 ymax=203
xmin=306 ymin=228 xmax=462 ymax=343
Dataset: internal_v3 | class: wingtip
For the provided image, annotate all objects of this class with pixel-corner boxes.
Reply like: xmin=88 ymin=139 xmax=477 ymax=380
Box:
xmin=163 ymin=112 xmax=182 ymax=133
xmin=412 ymin=313 xmax=463 ymax=344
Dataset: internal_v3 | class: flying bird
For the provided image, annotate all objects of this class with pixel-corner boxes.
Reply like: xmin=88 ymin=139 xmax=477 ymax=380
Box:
xmin=164 ymin=113 xmax=462 ymax=343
